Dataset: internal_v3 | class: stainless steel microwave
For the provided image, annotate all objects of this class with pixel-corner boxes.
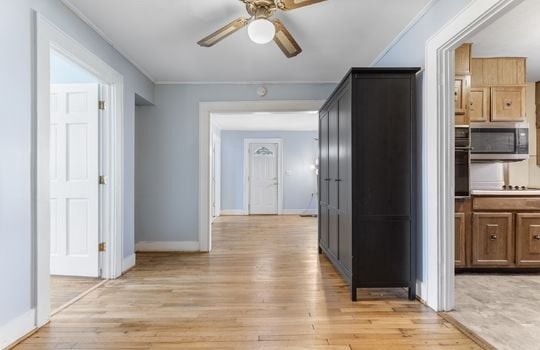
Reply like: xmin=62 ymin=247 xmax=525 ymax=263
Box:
xmin=470 ymin=122 xmax=529 ymax=161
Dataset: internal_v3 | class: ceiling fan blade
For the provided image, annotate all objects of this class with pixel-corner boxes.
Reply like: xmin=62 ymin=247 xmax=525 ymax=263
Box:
xmin=197 ymin=17 xmax=249 ymax=47
xmin=273 ymin=19 xmax=302 ymax=58
xmin=276 ymin=0 xmax=327 ymax=11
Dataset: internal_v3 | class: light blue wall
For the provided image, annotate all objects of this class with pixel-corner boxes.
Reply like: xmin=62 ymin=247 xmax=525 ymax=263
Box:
xmin=374 ymin=0 xmax=473 ymax=67
xmin=0 ymin=0 xmax=153 ymax=329
xmin=50 ymin=51 xmax=97 ymax=83
xmin=220 ymin=131 xmax=319 ymax=212
xmin=135 ymin=83 xmax=335 ymax=243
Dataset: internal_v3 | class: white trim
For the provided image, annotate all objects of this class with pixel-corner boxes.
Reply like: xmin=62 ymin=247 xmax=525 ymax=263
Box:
xmin=281 ymin=209 xmax=318 ymax=215
xmin=199 ymin=100 xmax=325 ymax=252
xmin=0 ymin=309 xmax=36 ymax=350
xmin=135 ymin=241 xmax=200 ymax=252
xmin=243 ymin=138 xmax=284 ymax=215
xmin=35 ymin=13 xmax=124 ymax=326
xmin=370 ymin=0 xmax=437 ymax=66
xmin=59 ymin=0 xmax=155 ymax=83
xmin=424 ymin=0 xmax=520 ymax=311
xmin=122 ymin=254 xmax=136 ymax=273
xmin=220 ymin=209 xmax=246 ymax=216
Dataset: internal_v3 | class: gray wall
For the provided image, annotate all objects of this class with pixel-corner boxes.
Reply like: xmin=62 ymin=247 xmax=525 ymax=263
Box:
xmin=220 ymin=131 xmax=319 ymax=212
xmin=0 ymin=0 xmax=153 ymax=329
xmin=135 ymin=83 xmax=335 ymax=243
xmin=373 ymin=0 xmax=471 ymax=297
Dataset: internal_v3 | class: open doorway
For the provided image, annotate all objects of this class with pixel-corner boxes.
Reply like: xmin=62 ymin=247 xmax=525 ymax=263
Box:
xmin=48 ymin=50 xmax=106 ymax=314
xmin=446 ymin=1 xmax=540 ymax=348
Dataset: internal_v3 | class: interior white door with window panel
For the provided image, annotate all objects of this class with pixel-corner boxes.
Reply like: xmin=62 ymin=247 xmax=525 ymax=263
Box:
xmin=50 ymin=83 xmax=100 ymax=277
xmin=249 ymin=143 xmax=279 ymax=214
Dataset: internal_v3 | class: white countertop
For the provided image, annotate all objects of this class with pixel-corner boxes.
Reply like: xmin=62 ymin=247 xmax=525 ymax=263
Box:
xmin=471 ymin=189 xmax=540 ymax=196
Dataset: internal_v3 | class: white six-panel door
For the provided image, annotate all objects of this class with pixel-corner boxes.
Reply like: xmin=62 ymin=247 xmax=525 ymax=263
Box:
xmin=249 ymin=143 xmax=278 ymax=215
xmin=50 ymin=84 xmax=100 ymax=277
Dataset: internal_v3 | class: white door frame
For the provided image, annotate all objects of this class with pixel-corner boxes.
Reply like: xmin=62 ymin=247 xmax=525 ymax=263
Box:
xmin=243 ymin=138 xmax=284 ymax=215
xmin=35 ymin=13 xmax=124 ymax=326
xmin=199 ymin=100 xmax=324 ymax=252
xmin=424 ymin=0 xmax=521 ymax=311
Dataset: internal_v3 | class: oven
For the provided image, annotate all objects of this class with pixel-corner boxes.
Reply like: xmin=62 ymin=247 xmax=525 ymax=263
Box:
xmin=455 ymin=127 xmax=471 ymax=197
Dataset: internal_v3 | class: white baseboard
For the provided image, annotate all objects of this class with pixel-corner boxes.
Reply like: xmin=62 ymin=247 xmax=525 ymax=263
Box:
xmin=281 ymin=209 xmax=318 ymax=215
xmin=0 ymin=309 xmax=36 ymax=349
xmin=122 ymin=254 xmax=136 ymax=273
xmin=220 ymin=209 xmax=246 ymax=216
xmin=135 ymin=241 xmax=200 ymax=252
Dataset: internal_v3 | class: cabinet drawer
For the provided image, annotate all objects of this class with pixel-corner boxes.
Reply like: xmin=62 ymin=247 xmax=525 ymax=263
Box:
xmin=472 ymin=213 xmax=514 ymax=266
xmin=491 ymin=86 xmax=526 ymax=122
xmin=473 ymin=197 xmax=540 ymax=211
xmin=516 ymin=213 xmax=540 ymax=266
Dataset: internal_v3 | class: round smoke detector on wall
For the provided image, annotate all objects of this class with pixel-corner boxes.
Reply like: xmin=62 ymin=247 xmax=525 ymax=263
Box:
xmin=256 ymin=86 xmax=267 ymax=97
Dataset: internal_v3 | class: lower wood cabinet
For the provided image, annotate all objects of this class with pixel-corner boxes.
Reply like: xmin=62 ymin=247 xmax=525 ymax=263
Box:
xmin=516 ymin=213 xmax=540 ymax=266
xmin=472 ymin=212 xmax=514 ymax=267
xmin=455 ymin=213 xmax=466 ymax=267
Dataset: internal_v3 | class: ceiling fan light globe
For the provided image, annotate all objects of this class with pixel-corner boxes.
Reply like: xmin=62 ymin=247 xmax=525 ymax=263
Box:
xmin=248 ymin=19 xmax=276 ymax=44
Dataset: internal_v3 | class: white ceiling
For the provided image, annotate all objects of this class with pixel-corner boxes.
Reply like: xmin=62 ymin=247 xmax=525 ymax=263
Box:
xmin=470 ymin=0 xmax=540 ymax=81
xmin=64 ymin=0 xmax=431 ymax=83
xmin=213 ymin=112 xmax=318 ymax=131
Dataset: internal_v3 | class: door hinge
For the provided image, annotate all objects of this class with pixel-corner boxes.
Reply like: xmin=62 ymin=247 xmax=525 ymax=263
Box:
xmin=99 ymin=175 xmax=107 ymax=185
xmin=98 ymin=242 xmax=106 ymax=252
xmin=98 ymin=100 xmax=106 ymax=110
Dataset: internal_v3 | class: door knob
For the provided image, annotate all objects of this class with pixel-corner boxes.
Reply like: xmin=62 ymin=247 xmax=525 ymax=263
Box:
xmin=533 ymin=235 xmax=540 ymax=241
xmin=489 ymin=234 xmax=497 ymax=241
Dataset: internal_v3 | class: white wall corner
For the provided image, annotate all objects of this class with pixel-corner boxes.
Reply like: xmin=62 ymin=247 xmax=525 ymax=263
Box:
xmin=135 ymin=241 xmax=200 ymax=252
xmin=122 ymin=254 xmax=136 ymax=273
xmin=0 ymin=309 xmax=36 ymax=349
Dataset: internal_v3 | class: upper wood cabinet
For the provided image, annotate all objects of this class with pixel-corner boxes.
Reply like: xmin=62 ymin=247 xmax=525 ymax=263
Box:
xmin=472 ymin=212 xmax=514 ymax=267
xmin=491 ymin=86 xmax=526 ymax=122
xmin=471 ymin=57 xmax=527 ymax=88
xmin=516 ymin=213 xmax=540 ymax=266
xmin=455 ymin=75 xmax=470 ymax=124
xmin=455 ymin=44 xmax=472 ymax=75
xmin=469 ymin=87 xmax=490 ymax=122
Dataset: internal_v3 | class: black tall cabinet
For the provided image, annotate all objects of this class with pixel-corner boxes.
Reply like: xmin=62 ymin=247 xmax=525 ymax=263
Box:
xmin=319 ymin=68 xmax=420 ymax=301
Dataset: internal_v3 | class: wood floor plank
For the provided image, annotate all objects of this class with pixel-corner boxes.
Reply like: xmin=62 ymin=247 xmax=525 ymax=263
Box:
xmin=15 ymin=216 xmax=481 ymax=349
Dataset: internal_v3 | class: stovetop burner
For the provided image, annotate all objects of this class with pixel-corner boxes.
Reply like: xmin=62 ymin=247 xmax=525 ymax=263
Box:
xmin=502 ymin=185 xmax=528 ymax=190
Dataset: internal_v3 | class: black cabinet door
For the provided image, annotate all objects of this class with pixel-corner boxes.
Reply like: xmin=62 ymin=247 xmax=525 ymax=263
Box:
xmin=328 ymin=102 xmax=339 ymax=258
xmin=319 ymin=111 xmax=329 ymax=250
xmin=338 ymin=90 xmax=352 ymax=271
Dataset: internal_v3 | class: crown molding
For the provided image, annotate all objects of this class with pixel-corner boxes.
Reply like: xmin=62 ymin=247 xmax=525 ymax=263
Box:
xmin=60 ymin=0 xmax=156 ymax=83
xmin=370 ymin=0 xmax=437 ymax=66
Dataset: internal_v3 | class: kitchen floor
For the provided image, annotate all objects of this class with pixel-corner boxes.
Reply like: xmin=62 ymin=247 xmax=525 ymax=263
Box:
xmin=50 ymin=275 xmax=102 ymax=312
xmin=452 ymin=274 xmax=540 ymax=350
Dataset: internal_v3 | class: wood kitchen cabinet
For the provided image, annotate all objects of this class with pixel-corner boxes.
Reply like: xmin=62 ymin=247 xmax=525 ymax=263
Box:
xmin=319 ymin=68 xmax=419 ymax=301
xmin=455 ymin=75 xmax=470 ymax=124
xmin=516 ymin=213 xmax=540 ymax=266
xmin=469 ymin=87 xmax=490 ymax=122
xmin=471 ymin=57 xmax=527 ymax=88
xmin=472 ymin=212 xmax=514 ymax=267
xmin=455 ymin=43 xmax=472 ymax=75
xmin=491 ymin=86 xmax=526 ymax=122
xmin=455 ymin=213 xmax=466 ymax=267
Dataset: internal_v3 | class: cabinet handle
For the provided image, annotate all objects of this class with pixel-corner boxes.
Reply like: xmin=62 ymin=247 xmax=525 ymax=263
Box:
xmin=323 ymin=178 xmax=331 ymax=181
xmin=533 ymin=235 xmax=540 ymax=241
xmin=489 ymin=234 xmax=497 ymax=241
xmin=335 ymin=179 xmax=342 ymax=182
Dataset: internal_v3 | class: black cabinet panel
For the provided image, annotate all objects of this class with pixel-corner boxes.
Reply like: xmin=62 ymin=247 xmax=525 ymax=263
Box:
xmin=319 ymin=68 xmax=419 ymax=302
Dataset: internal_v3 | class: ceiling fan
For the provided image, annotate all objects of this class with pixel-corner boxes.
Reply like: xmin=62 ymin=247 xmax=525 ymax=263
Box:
xmin=197 ymin=0 xmax=327 ymax=58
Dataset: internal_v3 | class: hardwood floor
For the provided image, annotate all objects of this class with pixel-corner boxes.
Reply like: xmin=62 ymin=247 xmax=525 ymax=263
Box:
xmin=452 ymin=274 xmax=540 ymax=350
xmin=50 ymin=276 xmax=102 ymax=312
xmin=16 ymin=215 xmax=480 ymax=349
